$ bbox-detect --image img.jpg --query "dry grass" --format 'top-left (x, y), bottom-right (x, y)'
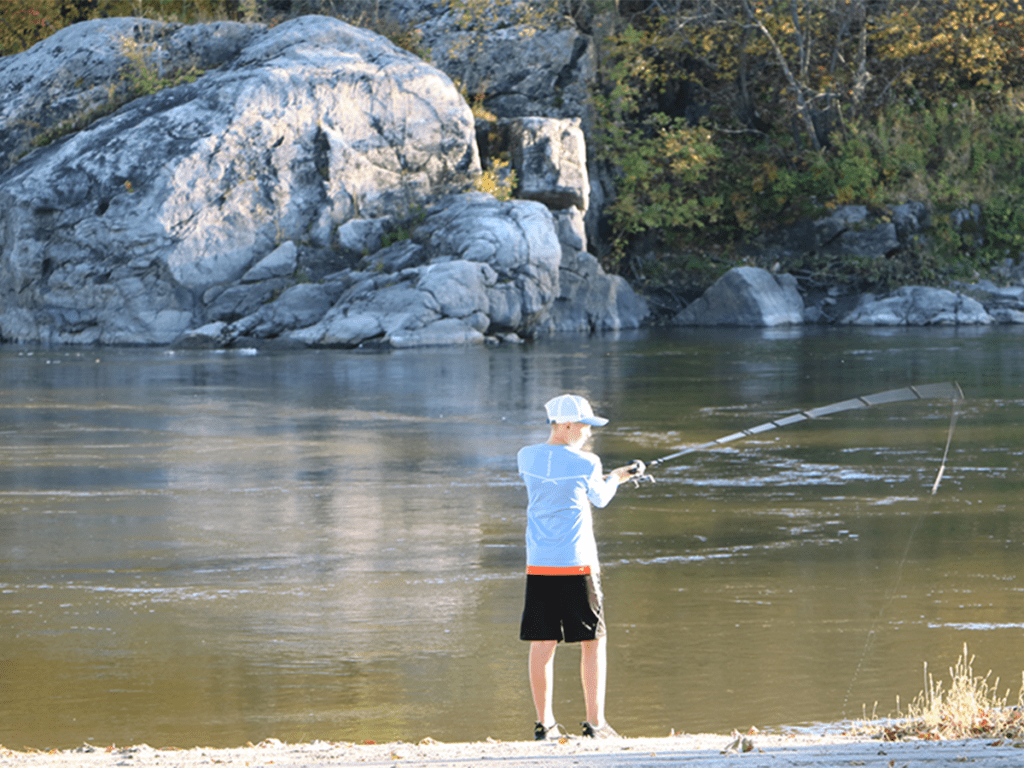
top-left (859, 644), bottom-right (1024, 742)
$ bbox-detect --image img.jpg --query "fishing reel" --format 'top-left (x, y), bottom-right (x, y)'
top-left (625, 459), bottom-right (654, 487)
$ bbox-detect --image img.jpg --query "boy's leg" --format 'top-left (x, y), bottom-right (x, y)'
top-left (580, 636), bottom-right (607, 727)
top-left (529, 640), bottom-right (559, 726)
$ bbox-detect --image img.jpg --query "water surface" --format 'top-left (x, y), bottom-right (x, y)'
top-left (1, 326), bottom-right (1021, 748)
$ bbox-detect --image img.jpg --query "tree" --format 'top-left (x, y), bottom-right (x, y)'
top-left (1, 0), bottom-right (90, 55)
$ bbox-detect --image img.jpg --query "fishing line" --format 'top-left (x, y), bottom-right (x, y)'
top-left (841, 382), bottom-right (962, 720)
top-left (840, 507), bottom-right (928, 721)
top-left (627, 382), bottom-right (965, 721)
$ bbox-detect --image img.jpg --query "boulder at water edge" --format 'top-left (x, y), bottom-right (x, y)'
top-left (840, 286), bottom-right (994, 326)
top-left (1, 17), bottom-right (650, 348)
top-left (671, 266), bottom-right (804, 326)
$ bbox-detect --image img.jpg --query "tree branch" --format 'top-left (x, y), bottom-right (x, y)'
top-left (741, 0), bottom-right (822, 151)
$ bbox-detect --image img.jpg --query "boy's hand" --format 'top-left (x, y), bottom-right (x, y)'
top-left (610, 460), bottom-right (648, 485)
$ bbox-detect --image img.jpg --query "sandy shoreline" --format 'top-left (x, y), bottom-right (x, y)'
top-left (3, 731), bottom-right (1022, 768)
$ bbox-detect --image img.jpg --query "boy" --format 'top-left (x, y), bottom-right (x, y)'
top-left (516, 394), bottom-right (644, 740)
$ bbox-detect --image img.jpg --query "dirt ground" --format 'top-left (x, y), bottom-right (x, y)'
top-left (3, 731), bottom-right (1023, 768)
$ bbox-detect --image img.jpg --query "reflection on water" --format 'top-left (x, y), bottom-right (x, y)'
top-left (1, 326), bottom-right (1022, 748)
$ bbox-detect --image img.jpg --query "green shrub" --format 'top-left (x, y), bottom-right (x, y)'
top-left (598, 113), bottom-right (723, 262)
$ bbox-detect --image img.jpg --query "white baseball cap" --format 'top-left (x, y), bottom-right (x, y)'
top-left (544, 394), bottom-right (609, 426)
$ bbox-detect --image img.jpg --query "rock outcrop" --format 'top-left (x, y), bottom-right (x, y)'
top-left (410, 4), bottom-right (596, 125)
top-left (723, 203), bottom-right (1024, 327)
top-left (672, 262), bottom-right (1022, 329)
top-left (671, 266), bottom-right (804, 327)
top-left (288, 193), bottom-right (561, 348)
top-left (959, 279), bottom-right (1024, 324)
top-left (0, 16), bottom-right (480, 344)
top-left (841, 287), bottom-right (994, 326)
top-left (0, 15), bottom-right (651, 348)
top-left (509, 117), bottom-right (589, 212)
top-left (179, 190), bottom-right (649, 349)
top-left (549, 246), bottom-right (650, 333)
top-left (8, 9), bottom-right (1017, 343)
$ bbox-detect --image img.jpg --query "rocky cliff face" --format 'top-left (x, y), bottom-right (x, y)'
top-left (7, 7), bottom-right (1013, 345)
top-left (0, 16), bottom-right (477, 344)
top-left (0, 15), bottom-right (649, 347)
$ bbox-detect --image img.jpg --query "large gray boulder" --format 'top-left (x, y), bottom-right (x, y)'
top-left (2, 14), bottom-right (653, 349)
top-left (0, 16), bottom-right (478, 345)
top-left (672, 266), bottom-right (804, 326)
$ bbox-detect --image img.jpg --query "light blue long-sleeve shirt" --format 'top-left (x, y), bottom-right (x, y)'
top-left (517, 443), bottom-right (620, 569)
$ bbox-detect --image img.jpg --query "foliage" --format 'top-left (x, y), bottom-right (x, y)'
top-left (873, 0), bottom-right (1024, 95)
top-left (0, 0), bottom-right (90, 56)
top-left (89, 0), bottom-right (236, 21)
top-left (597, 111), bottom-right (723, 261)
top-left (473, 157), bottom-right (517, 202)
top-left (590, 1), bottom-right (875, 273)
top-left (592, 0), bottom-right (1024, 293)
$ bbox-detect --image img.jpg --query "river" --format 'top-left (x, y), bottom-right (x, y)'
top-left (1, 325), bottom-right (1022, 749)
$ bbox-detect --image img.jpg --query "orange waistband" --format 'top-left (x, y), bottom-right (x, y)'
top-left (526, 565), bottom-right (592, 576)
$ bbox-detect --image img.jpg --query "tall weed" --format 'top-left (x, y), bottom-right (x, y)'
top-left (864, 644), bottom-right (1024, 742)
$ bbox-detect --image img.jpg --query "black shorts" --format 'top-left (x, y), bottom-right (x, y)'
top-left (519, 573), bottom-right (606, 643)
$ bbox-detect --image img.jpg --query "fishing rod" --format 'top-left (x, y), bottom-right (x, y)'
top-left (619, 382), bottom-right (964, 722)
top-left (627, 381), bottom-right (964, 492)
